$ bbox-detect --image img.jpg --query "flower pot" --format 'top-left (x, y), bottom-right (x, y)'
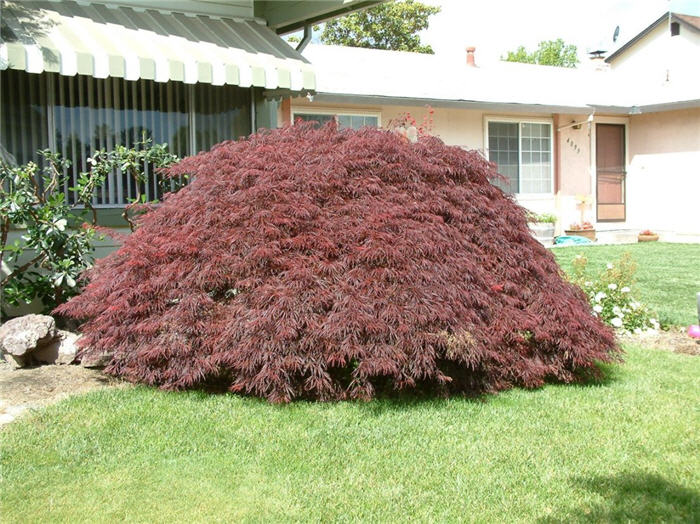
top-left (565, 229), bottom-right (596, 241)
top-left (529, 222), bottom-right (555, 247)
top-left (637, 234), bottom-right (659, 242)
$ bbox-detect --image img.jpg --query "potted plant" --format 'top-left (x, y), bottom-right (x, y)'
top-left (638, 229), bottom-right (659, 242)
top-left (527, 212), bottom-right (556, 246)
top-left (565, 221), bottom-right (596, 241)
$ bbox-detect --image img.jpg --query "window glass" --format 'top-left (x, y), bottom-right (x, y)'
top-left (53, 75), bottom-right (190, 205)
top-left (520, 123), bottom-right (551, 193)
top-left (487, 121), bottom-right (551, 194)
top-left (2, 70), bottom-right (253, 207)
top-left (488, 121), bottom-right (519, 193)
top-left (294, 113), bottom-right (335, 127)
top-left (193, 83), bottom-right (251, 153)
top-left (1, 70), bottom-right (49, 166)
top-left (294, 113), bottom-right (379, 130)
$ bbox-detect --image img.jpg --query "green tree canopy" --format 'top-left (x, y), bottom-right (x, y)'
top-left (503, 38), bottom-right (579, 68)
top-left (320, 0), bottom-right (440, 54)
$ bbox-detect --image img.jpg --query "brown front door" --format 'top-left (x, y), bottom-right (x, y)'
top-left (596, 124), bottom-right (626, 221)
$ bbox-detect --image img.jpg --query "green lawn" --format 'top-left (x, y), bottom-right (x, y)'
top-left (554, 242), bottom-right (700, 327)
top-left (1, 346), bottom-right (699, 523)
top-left (2, 242), bottom-right (699, 522)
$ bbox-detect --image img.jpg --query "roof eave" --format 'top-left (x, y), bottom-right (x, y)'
top-left (606, 11), bottom-right (669, 63)
top-left (300, 93), bottom-right (593, 115)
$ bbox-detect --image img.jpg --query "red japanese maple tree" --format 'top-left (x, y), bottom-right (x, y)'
top-left (56, 124), bottom-right (618, 402)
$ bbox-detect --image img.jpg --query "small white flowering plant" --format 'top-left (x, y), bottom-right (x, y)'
top-left (570, 253), bottom-right (660, 334)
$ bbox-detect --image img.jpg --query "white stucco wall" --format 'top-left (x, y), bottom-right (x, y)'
top-left (609, 19), bottom-right (700, 85)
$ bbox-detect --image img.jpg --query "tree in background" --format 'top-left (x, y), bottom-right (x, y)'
top-left (503, 38), bottom-right (579, 67)
top-left (320, 0), bottom-right (440, 54)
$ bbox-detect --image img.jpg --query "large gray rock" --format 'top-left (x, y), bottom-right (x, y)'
top-left (33, 330), bottom-right (81, 365)
top-left (80, 350), bottom-right (113, 368)
top-left (0, 315), bottom-right (57, 367)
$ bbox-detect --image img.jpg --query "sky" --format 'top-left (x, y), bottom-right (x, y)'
top-left (418, 0), bottom-right (700, 64)
top-left (299, 0), bottom-right (700, 65)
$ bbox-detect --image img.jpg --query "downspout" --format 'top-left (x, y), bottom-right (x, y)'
top-left (296, 24), bottom-right (312, 53)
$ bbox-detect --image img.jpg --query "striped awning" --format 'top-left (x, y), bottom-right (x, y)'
top-left (0, 0), bottom-right (316, 91)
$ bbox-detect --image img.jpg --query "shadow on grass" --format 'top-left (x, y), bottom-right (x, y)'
top-left (540, 472), bottom-right (700, 523)
top-left (567, 360), bottom-right (624, 389)
top-left (149, 357), bottom-right (623, 411)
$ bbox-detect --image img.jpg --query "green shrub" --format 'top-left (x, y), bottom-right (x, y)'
top-left (527, 212), bottom-right (557, 224)
top-left (569, 252), bottom-right (660, 334)
top-left (1, 151), bottom-right (104, 315)
top-left (1, 139), bottom-right (179, 317)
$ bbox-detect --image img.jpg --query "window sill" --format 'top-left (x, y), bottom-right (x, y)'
top-left (514, 193), bottom-right (555, 200)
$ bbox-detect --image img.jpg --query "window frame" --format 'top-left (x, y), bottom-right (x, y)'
top-left (483, 115), bottom-right (554, 196)
top-left (292, 108), bottom-right (382, 129)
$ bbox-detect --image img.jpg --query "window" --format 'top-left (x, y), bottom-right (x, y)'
top-left (1, 70), bottom-right (252, 206)
top-left (487, 120), bottom-right (552, 194)
top-left (670, 22), bottom-right (680, 36)
top-left (293, 111), bottom-right (379, 130)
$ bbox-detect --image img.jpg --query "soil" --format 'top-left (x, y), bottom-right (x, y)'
top-left (0, 360), bottom-right (125, 427)
top-left (617, 328), bottom-right (700, 356)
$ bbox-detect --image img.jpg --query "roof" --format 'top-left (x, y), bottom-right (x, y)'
top-left (300, 44), bottom-right (700, 114)
top-left (675, 13), bottom-right (700, 30)
top-left (606, 11), bottom-right (700, 63)
top-left (0, 0), bottom-right (315, 90)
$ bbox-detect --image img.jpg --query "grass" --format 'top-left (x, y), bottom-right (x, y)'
top-left (553, 242), bottom-right (700, 327)
top-left (1, 346), bottom-right (699, 523)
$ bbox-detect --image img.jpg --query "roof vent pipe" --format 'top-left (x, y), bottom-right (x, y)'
top-left (466, 46), bottom-right (476, 67)
top-left (588, 50), bottom-right (609, 71)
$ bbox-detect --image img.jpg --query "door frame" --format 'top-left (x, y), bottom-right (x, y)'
top-left (590, 116), bottom-right (629, 224)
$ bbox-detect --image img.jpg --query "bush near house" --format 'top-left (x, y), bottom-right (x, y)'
top-left (1, 151), bottom-right (103, 314)
top-left (0, 139), bottom-right (179, 317)
top-left (56, 124), bottom-right (618, 401)
top-left (554, 243), bottom-right (700, 327)
top-left (568, 253), bottom-right (660, 333)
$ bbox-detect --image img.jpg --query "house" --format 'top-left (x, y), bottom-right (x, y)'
top-left (2, 3), bottom-right (698, 244)
top-left (286, 12), bottom-right (700, 241)
top-left (0, 0), bottom-right (380, 242)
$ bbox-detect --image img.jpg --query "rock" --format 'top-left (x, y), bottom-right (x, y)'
top-left (80, 350), bottom-right (113, 368)
top-left (4, 354), bottom-right (27, 369)
top-left (33, 330), bottom-right (81, 365)
top-left (0, 315), bottom-right (57, 365)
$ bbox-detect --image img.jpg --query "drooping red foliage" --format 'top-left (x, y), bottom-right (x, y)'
top-left (56, 124), bottom-right (619, 402)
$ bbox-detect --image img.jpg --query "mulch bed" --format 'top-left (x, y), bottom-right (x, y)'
top-left (618, 328), bottom-right (700, 356)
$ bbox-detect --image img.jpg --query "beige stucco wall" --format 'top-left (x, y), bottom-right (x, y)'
top-left (558, 115), bottom-right (592, 196)
top-left (626, 107), bottom-right (700, 234)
